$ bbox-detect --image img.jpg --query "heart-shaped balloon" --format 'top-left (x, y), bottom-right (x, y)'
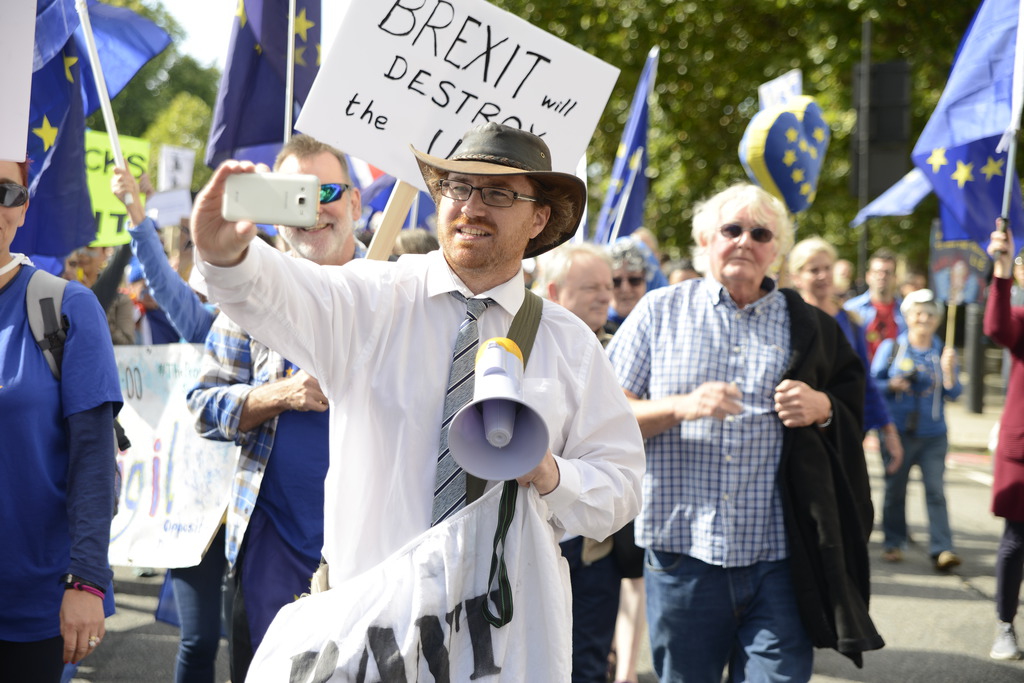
top-left (739, 95), bottom-right (831, 214)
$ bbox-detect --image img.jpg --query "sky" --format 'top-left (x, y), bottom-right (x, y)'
top-left (168, 0), bottom-right (348, 70)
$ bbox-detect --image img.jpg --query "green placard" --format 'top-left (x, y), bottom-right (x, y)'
top-left (85, 129), bottom-right (151, 247)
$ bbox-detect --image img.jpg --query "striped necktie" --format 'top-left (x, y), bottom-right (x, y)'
top-left (431, 292), bottom-right (493, 525)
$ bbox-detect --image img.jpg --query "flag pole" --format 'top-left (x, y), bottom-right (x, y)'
top-left (608, 147), bottom-right (644, 244)
top-left (998, 0), bottom-right (1024, 230)
top-left (284, 0), bottom-right (297, 144)
top-left (74, 0), bottom-right (131, 203)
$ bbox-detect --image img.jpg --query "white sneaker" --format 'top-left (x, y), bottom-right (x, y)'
top-left (990, 622), bottom-right (1023, 660)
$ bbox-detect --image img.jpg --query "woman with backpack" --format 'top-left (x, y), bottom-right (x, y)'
top-left (0, 159), bottom-right (123, 681)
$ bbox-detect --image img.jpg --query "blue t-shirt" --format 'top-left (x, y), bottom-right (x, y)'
top-left (0, 266), bottom-right (123, 640)
top-left (257, 361), bottom-right (330, 565)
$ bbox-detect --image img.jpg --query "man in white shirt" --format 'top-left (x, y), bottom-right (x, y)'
top-left (188, 122), bottom-right (645, 586)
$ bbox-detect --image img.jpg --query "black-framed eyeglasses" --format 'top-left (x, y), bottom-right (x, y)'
top-left (438, 179), bottom-right (538, 208)
top-left (319, 183), bottom-right (351, 204)
top-left (613, 275), bottom-right (645, 288)
top-left (719, 223), bottom-right (774, 243)
top-left (0, 182), bottom-right (28, 208)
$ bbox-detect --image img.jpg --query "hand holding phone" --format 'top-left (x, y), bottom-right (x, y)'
top-left (222, 173), bottom-right (320, 227)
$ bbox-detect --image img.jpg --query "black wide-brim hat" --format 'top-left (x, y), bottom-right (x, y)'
top-left (412, 122), bottom-right (587, 259)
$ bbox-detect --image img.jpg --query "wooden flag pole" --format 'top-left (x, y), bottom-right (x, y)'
top-left (366, 180), bottom-right (418, 261)
top-left (945, 302), bottom-right (957, 349)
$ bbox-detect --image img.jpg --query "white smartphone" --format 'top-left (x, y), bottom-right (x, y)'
top-left (222, 173), bottom-right (319, 227)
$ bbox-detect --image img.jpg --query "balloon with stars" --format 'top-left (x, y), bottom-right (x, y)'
top-left (738, 95), bottom-right (831, 214)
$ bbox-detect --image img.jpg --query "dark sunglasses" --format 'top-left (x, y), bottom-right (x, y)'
top-left (0, 182), bottom-right (29, 208)
top-left (319, 183), bottom-right (352, 204)
top-left (613, 275), bottom-right (645, 288)
top-left (719, 223), bottom-right (774, 243)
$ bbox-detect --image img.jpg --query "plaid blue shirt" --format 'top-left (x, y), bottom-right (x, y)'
top-left (607, 277), bottom-right (791, 567)
top-left (186, 242), bottom-right (365, 566)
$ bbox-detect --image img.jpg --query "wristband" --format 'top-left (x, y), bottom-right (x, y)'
top-left (62, 573), bottom-right (106, 599)
top-left (817, 409), bottom-right (833, 429)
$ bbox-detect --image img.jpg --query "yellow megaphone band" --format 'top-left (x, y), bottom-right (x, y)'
top-left (476, 337), bottom-right (524, 365)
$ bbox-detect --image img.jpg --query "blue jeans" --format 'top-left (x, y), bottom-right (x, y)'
top-left (559, 536), bottom-right (621, 683)
top-left (644, 551), bottom-right (812, 683)
top-left (170, 525), bottom-right (228, 683)
top-left (882, 433), bottom-right (954, 556)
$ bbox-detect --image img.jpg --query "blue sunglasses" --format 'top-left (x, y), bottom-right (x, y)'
top-left (319, 183), bottom-right (352, 204)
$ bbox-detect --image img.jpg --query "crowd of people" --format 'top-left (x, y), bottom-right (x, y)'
top-left (4, 120), bottom-right (1024, 682)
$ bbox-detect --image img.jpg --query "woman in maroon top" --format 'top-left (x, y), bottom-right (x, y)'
top-left (984, 225), bottom-right (1024, 661)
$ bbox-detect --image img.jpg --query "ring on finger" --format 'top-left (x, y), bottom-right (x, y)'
top-left (88, 636), bottom-right (100, 648)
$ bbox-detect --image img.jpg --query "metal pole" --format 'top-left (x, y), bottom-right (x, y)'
top-left (856, 16), bottom-right (872, 285)
top-left (284, 0), bottom-right (296, 144)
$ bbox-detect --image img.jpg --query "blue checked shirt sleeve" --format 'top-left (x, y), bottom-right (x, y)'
top-left (186, 313), bottom-right (258, 444)
top-left (607, 296), bottom-right (654, 398)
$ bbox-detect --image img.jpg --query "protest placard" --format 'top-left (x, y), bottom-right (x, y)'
top-left (109, 344), bottom-right (239, 569)
top-left (158, 144), bottom-right (196, 192)
top-left (85, 128), bottom-right (150, 246)
top-left (930, 220), bottom-right (988, 306)
top-left (0, 0), bottom-right (34, 161)
top-left (298, 0), bottom-right (619, 192)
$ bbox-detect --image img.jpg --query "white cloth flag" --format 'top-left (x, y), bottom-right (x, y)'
top-left (247, 485), bottom-right (572, 682)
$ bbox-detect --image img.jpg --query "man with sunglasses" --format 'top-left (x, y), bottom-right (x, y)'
top-left (607, 183), bottom-right (882, 682)
top-left (186, 134), bottom-right (365, 681)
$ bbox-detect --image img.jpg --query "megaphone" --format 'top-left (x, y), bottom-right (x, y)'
top-left (448, 337), bottom-right (549, 481)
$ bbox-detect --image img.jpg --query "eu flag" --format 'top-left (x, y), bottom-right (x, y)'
top-left (18, 33), bottom-right (93, 257)
top-left (593, 47), bottom-right (658, 244)
top-left (16, 0), bottom-right (170, 257)
top-left (206, 0), bottom-right (322, 166)
top-left (911, 0), bottom-right (1024, 249)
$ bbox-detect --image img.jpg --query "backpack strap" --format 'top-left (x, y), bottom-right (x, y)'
top-left (26, 270), bottom-right (70, 380)
top-left (505, 289), bottom-right (543, 367)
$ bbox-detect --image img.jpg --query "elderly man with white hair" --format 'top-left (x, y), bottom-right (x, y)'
top-left (607, 183), bottom-right (883, 682)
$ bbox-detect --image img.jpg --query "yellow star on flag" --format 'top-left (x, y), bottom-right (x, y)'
top-left (236, 0), bottom-right (247, 28)
top-left (791, 168), bottom-right (805, 183)
top-left (786, 128), bottom-right (799, 143)
top-left (316, 43), bottom-right (322, 66)
top-left (33, 116), bottom-right (59, 151)
top-left (950, 160), bottom-right (974, 188)
top-left (254, 43), bottom-right (263, 56)
top-left (800, 182), bottom-right (812, 196)
top-left (813, 127), bottom-right (826, 143)
top-left (782, 150), bottom-right (797, 167)
top-left (808, 147), bottom-right (818, 160)
top-left (798, 139), bottom-right (808, 152)
top-left (63, 55), bottom-right (78, 82)
top-left (926, 148), bottom-right (948, 174)
top-left (293, 46), bottom-right (306, 67)
top-left (981, 156), bottom-right (1005, 181)
top-left (294, 7), bottom-right (315, 42)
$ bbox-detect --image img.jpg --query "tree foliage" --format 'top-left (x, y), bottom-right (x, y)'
top-left (494, 0), bottom-right (979, 271)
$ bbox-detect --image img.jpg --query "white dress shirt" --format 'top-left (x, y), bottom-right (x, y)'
top-left (198, 241), bottom-right (644, 584)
